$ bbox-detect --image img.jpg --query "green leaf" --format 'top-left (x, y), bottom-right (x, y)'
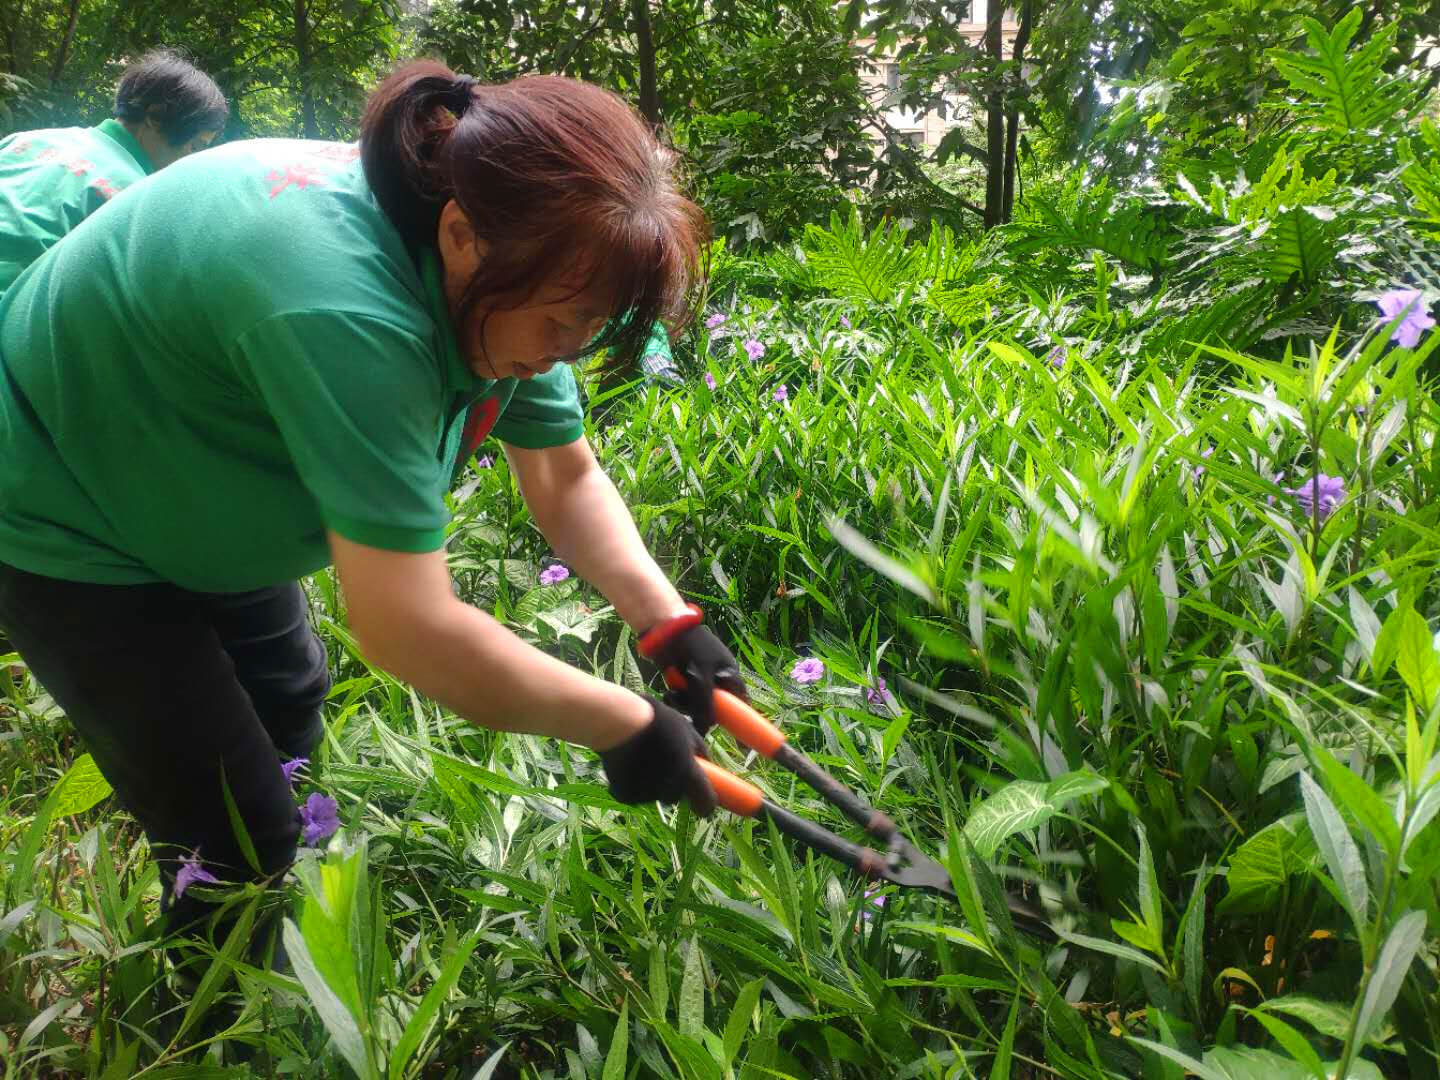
top-left (1243, 1009), bottom-right (1326, 1080)
top-left (1181, 862), bottom-right (1209, 1020)
top-left (1128, 1038), bottom-right (1227, 1080)
top-left (963, 771), bottom-right (1108, 857)
top-left (1299, 772), bottom-right (1368, 928)
top-left (1054, 927), bottom-right (1169, 976)
top-left (471, 1042), bottom-right (511, 1080)
top-left (283, 917), bottom-right (374, 1080)
top-left (826, 515), bottom-right (936, 604)
top-left (678, 936), bottom-right (705, 1040)
top-left (1394, 608), bottom-right (1440, 711)
top-left (49, 754), bottom-right (113, 818)
top-left (1371, 603), bottom-right (1412, 679)
top-left (7, 781), bottom-right (63, 904)
top-left (1310, 744), bottom-right (1400, 857)
top-left (602, 998), bottom-right (629, 1080)
top-left (1136, 824), bottom-right (1164, 943)
top-left (1219, 816), bottom-right (1319, 916)
top-left (389, 930), bottom-right (481, 1079)
top-left (989, 995), bottom-right (1018, 1080)
top-left (722, 977), bottom-right (764, 1066)
top-left (1258, 995), bottom-right (1353, 1042)
top-left (220, 767), bottom-right (264, 877)
top-left (1353, 909), bottom-right (1427, 1048)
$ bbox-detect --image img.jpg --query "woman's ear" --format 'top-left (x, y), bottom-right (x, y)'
top-left (437, 200), bottom-right (489, 313)
top-left (438, 200), bottom-right (487, 270)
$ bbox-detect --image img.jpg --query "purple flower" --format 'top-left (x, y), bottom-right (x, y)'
top-left (864, 677), bottom-right (895, 709)
top-left (861, 887), bottom-right (887, 921)
top-left (840, 315), bottom-right (852, 329)
top-left (1376, 288), bottom-right (1435, 348)
top-left (280, 757), bottom-right (309, 789)
top-left (1046, 345), bottom-right (1066, 369)
top-left (773, 384), bottom-right (789, 403)
top-left (1193, 445), bottom-right (1214, 481)
top-left (705, 312), bottom-right (726, 329)
top-left (744, 339), bottom-right (766, 361)
top-left (790, 657), bottom-right (824, 684)
top-left (539, 563), bottom-right (571, 586)
top-left (299, 792), bottom-right (340, 846)
top-left (174, 854), bottom-right (219, 899)
top-left (703, 372), bottom-right (717, 390)
top-left (476, 454), bottom-right (494, 469)
top-left (1285, 473), bottom-right (1345, 519)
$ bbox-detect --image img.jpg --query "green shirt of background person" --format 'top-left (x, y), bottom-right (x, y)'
top-left (0, 61), bottom-right (748, 945)
top-left (0, 48), bottom-right (228, 293)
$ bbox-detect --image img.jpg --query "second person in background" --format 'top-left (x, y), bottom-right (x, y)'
top-left (0, 48), bottom-right (228, 292)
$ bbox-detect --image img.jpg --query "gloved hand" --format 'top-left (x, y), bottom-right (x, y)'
top-left (598, 697), bottom-right (716, 815)
top-left (637, 604), bottom-right (747, 737)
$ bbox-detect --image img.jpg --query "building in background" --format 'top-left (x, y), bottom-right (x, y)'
top-left (856, 1), bottom-right (1019, 151)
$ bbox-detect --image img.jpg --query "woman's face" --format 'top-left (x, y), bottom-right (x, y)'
top-left (133, 119), bottom-right (218, 170)
top-left (437, 201), bottom-right (609, 382)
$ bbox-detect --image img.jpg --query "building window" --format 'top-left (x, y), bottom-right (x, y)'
top-left (883, 63), bottom-right (901, 91)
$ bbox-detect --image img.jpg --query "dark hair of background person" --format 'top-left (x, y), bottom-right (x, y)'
top-left (114, 48), bottom-right (229, 146)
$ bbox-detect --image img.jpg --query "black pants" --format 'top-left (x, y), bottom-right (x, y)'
top-left (0, 563), bottom-right (331, 930)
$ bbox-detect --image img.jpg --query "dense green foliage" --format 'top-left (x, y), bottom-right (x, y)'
top-left (3, 2), bottom-right (1440, 1078)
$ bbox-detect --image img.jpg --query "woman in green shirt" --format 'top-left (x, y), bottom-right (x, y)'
top-left (0, 61), bottom-right (743, 954)
top-left (0, 48), bottom-right (227, 292)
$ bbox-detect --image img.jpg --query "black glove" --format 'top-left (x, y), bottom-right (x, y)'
top-left (637, 604), bottom-right (747, 737)
top-left (598, 698), bottom-right (716, 816)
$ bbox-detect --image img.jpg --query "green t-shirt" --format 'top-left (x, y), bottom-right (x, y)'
top-left (0, 138), bottom-right (584, 592)
top-left (0, 118), bottom-right (155, 293)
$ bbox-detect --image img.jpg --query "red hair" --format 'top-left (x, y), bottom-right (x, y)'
top-left (361, 61), bottom-right (707, 368)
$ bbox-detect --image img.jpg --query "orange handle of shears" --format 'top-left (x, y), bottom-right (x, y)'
top-left (696, 758), bottom-right (764, 817)
top-left (664, 667), bottom-right (787, 757)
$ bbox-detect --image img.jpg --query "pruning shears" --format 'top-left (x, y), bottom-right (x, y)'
top-left (667, 669), bottom-right (1053, 937)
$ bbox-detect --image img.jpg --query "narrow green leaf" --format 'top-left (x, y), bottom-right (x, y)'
top-left (1244, 1009), bottom-right (1327, 1080)
top-left (470, 1042), bottom-right (511, 1080)
top-left (1054, 928), bottom-right (1169, 976)
top-left (389, 930), bottom-right (481, 1079)
top-left (1181, 861), bottom-right (1209, 1020)
top-left (989, 995), bottom-right (1019, 1080)
top-left (723, 977), bottom-right (765, 1066)
top-left (1354, 909), bottom-right (1427, 1047)
top-left (1127, 1037), bottom-right (1228, 1080)
top-left (1310, 744), bottom-right (1400, 857)
top-left (220, 768), bottom-right (264, 877)
top-left (678, 936), bottom-right (705, 1040)
top-left (602, 999), bottom-right (629, 1080)
top-left (1136, 824), bottom-right (1164, 942)
top-left (1299, 772), bottom-right (1368, 928)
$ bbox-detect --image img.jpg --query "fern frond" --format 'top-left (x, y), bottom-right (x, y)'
top-left (801, 211), bottom-right (920, 303)
top-left (1269, 10), bottom-right (1412, 136)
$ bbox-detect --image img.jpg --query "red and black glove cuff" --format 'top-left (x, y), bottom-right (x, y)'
top-left (636, 604), bottom-right (747, 737)
top-left (638, 603), bottom-right (705, 660)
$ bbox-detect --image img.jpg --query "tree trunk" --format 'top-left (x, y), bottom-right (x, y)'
top-left (983, 2), bottom-right (1005, 229)
top-left (294, 0), bottom-right (319, 138)
top-left (4, 0), bottom-right (26, 77)
top-left (631, 0), bottom-right (661, 129)
top-left (50, 0), bottom-right (81, 88)
top-left (1001, 0), bottom-right (1034, 223)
